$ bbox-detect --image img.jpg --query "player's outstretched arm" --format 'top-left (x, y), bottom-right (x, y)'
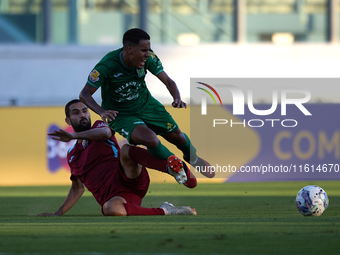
top-left (37, 178), bottom-right (84, 216)
top-left (156, 71), bottom-right (187, 109)
top-left (48, 126), bottom-right (112, 142)
top-left (79, 83), bottom-right (118, 123)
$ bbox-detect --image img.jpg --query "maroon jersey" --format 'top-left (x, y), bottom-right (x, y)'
top-left (67, 120), bottom-right (120, 205)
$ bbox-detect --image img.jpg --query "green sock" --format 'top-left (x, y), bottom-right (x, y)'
top-left (147, 140), bottom-right (173, 160)
top-left (176, 133), bottom-right (197, 162)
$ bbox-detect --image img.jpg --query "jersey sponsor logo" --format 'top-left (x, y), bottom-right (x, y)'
top-left (115, 81), bottom-right (142, 102)
top-left (136, 68), bottom-right (145, 78)
top-left (113, 73), bottom-right (123, 78)
top-left (47, 124), bottom-right (74, 173)
top-left (115, 81), bottom-right (141, 93)
top-left (89, 69), bottom-right (100, 82)
top-left (117, 93), bottom-right (139, 102)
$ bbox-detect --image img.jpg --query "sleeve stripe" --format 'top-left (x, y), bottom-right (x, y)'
top-left (155, 70), bottom-right (164, 76)
top-left (87, 80), bottom-right (101, 88)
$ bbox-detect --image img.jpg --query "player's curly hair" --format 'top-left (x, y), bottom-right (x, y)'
top-left (123, 28), bottom-right (150, 47)
top-left (65, 99), bottom-right (82, 117)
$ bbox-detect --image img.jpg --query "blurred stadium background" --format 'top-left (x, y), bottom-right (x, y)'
top-left (1, 0), bottom-right (340, 186)
top-left (1, 0), bottom-right (340, 106)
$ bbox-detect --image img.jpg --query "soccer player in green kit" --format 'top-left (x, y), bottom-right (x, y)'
top-left (79, 28), bottom-right (214, 178)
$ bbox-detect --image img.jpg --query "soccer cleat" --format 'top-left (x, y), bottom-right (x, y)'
top-left (167, 155), bottom-right (187, 184)
top-left (184, 156), bottom-right (215, 178)
top-left (182, 162), bottom-right (197, 188)
top-left (159, 202), bottom-right (197, 216)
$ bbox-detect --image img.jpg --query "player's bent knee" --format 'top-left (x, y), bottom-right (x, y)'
top-left (164, 130), bottom-right (186, 146)
top-left (102, 198), bottom-right (127, 216)
top-left (120, 144), bottom-right (131, 159)
top-left (146, 136), bottom-right (160, 148)
top-left (103, 204), bottom-right (127, 216)
top-left (178, 132), bottom-right (187, 145)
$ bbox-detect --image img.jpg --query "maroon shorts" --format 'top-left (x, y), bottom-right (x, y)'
top-left (99, 162), bottom-right (150, 214)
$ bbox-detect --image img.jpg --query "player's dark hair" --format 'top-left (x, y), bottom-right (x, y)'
top-left (123, 28), bottom-right (150, 47)
top-left (65, 99), bottom-right (82, 117)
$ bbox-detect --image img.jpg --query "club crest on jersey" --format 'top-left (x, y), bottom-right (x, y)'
top-left (167, 122), bottom-right (174, 130)
top-left (136, 68), bottom-right (145, 78)
top-left (89, 69), bottom-right (100, 82)
top-left (82, 140), bottom-right (89, 149)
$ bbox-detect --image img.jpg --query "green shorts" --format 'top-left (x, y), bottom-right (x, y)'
top-left (109, 98), bottom-right (178, 143)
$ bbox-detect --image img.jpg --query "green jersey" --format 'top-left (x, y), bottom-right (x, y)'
top-left (87, 47), bottom-right (164, 114)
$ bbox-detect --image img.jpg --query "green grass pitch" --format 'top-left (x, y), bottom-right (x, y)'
top-left (0, 181), bottom-right (339, 255)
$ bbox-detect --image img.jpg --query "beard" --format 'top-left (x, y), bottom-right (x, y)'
top-left (71, 117), bottom-right (92, 132)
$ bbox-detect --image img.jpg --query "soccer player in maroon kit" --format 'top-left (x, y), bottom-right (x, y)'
top-left (37, 100), bottom-right (197, 217)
